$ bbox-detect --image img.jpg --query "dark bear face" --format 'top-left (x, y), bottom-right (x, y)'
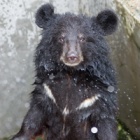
top-left (35, 4), bottom-right (118, 81)
top-left (58, 30), bottom-right (84, 67)
top-left (53, 14), bottom-right (93, 67)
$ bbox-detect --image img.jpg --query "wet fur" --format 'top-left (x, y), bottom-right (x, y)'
top-left (11, 3), bottom-right (118, 140)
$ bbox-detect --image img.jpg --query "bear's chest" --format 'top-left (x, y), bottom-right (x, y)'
top-left (44, 72), bottom-right (100, 114)
top-left (43, 72), bottom-right (101, 139)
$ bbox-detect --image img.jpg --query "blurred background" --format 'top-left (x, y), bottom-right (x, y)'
top-left (0, 0), bottom-right (140, 139)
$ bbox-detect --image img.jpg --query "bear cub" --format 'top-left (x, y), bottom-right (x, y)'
top-left (11, 3), bottom-right (118, 140)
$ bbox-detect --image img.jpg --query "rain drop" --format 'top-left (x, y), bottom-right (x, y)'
top-left (107, 86), bottom-right (114, 93)
top-left (24, 103), bottom-right (30, 108)
top-left (79, 89), bottom-right (81, 92)
top-left (91, 127), bottom-right (98, 133)
top-left (49, 73), bottom-right (55, 80)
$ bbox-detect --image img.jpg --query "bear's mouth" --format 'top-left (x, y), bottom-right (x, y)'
top-left (60, 54), bottom-right (83, 67)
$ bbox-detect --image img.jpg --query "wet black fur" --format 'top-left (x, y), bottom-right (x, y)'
top-left (11, 3), bottom-right (118, 140)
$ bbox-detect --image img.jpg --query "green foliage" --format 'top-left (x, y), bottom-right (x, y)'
top-left (118, 120), bottom-right (138, 140)
top-left (35, 137), bottom-right (43, 140)
top-left (118, 123), bottom-right (133, 140)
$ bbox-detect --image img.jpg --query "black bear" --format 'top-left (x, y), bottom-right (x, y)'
top-left (11, 3), bottom-right (118, 140)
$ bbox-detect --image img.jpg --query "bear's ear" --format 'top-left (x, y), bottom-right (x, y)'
top-left (96, 10), bottom-right (118, 35)
top-left (35, 4), bottom-right (54, 28)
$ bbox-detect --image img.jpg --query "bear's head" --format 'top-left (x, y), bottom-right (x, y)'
top-left (35, 4), bottom-right (118, 85)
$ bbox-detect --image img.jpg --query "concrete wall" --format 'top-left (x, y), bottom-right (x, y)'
top-left (0, 0), bottom-right (140, 139)
top-left (115, 0), bottom-right (140, 138)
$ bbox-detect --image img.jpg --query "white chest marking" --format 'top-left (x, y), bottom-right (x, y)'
top-left (76, 94), bottom-right (100, 110)
top-left (63, 107), bottom-right (69, 116)
top-left (43, 84), bottom-right (56, 104)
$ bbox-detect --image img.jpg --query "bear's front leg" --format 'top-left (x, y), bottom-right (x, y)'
top-left (10, 84), bottom-right (55, 140)
top-left (97, 118), bottom-right (117, 140)
top-left (10, 104), bottom-right (47, 140)
top-left (89, 97), bottom-right (118, 140)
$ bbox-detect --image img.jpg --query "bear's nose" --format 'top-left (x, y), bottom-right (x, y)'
top-left (67, 53), bottom-right (78, 62)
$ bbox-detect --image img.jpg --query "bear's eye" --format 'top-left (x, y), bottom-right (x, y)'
top-left (58, 36), bottom-right (65, 43)
top-left (79, 36), bottom-right (86, 43)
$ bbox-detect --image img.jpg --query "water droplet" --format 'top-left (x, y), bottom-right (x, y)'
top-left (107, 86), bottom-right (114, 93)
top-left (49, 73), bottom-right (55, 80)
top-left (91, 127), bottom-right (98, 133)
top-left (24, 103), bottom-right (30, 108)
top-left (7, 52), bottom-right (13, 57)
top-left (79, 89), bottom-right (81, 92)
top-left (16, 77), bottom-right (20, 82)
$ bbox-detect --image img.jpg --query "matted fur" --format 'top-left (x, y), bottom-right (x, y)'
top-left (11, 3), bottom-right (118, 140)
